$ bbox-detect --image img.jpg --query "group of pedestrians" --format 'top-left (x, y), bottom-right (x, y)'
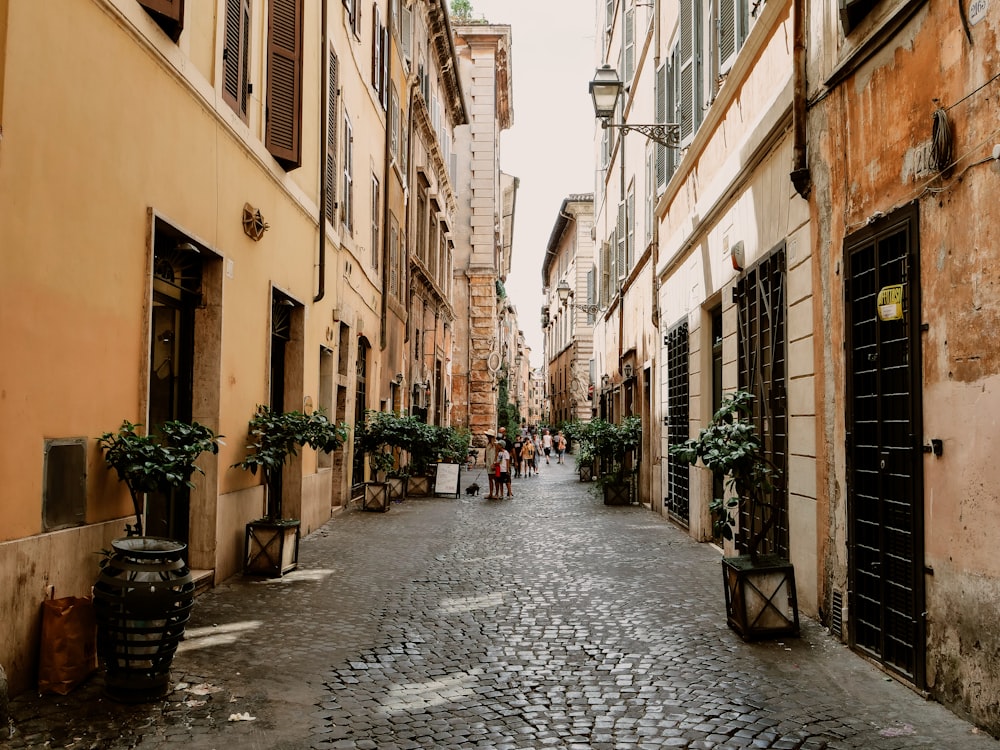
top-left (481, 424), bottom-right (568, 500)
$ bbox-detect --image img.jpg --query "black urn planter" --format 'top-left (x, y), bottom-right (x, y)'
top-left (93, 537), bottom-right (194, 702)
top-left (722, 553), bottom-right (800, 640)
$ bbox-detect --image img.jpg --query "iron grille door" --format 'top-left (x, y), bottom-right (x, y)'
top-left (736, 245), bottom-right (788, 558)
top-left (665, 321), bottom-right (690, 525)
top-left (845, 205), bottom-right (925, 687)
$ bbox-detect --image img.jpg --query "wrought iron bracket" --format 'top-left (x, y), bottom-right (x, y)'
top-left (602, 120), bottom-right (681, 148)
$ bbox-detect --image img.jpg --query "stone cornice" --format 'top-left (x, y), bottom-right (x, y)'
top-left (428, 0), bottom-right (469, 126)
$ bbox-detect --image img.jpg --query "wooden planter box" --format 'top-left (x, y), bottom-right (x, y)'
top-left (362, 482), bottom-right (391, 512)
top-left (406, 475), bottom-right (432, 497)
top-left (602, 480), bottom-right (631, 505)
top-left (722, 554), bottom-right (800, 640)
top-left (579, 464), bottom-right (594, 482)
top-left (244, 519), bottom-right (300, 577)
top-left (386, 476), bottom-right (407, 503)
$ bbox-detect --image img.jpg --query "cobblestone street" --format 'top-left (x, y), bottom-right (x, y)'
top-left (5, 461), bottom-right (998, 749)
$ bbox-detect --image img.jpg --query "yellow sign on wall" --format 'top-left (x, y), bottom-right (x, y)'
top-left (877, 284), bottom-right (904, 321)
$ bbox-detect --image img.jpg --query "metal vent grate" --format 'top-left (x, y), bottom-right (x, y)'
top-left (831, 590), bottom-right (844, 639)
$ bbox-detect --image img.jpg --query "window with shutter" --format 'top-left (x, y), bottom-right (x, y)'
top-left (343, 112), bottom-right (354, 232)
top-left (840, 0), bottom-right (881, 33)
top-left (626, 188), bottom-right (635, 272)
top-left (654, 61), bottom-right (666, 190)
top-left (325, 49), bottom-right (339, 225)
top-left (372, 5), bottom-right (381, 92)
top-left (371, 175), bottom-right (380, 271)
top-left (624, 3), bottom-right (635, 83)
top-left (645, 148), bottom-right (654, 246)
top-left (605, 0), bottom-right (615, 34)
top-left (381, 24), bottom-right (389, 110)
top-left (138, 0), bottom-right (185, 41)
top-left (400, 3), bottom-right (412, 65)
top-left (587, 267), bottom-right (596, 324)
top-left (616, 201), bottom-right (626, 282)
top-left (601, 240), bottom-right (612, 306)
top-left (719, 0), bottom-right (751, 75)
top-left (678, 0), bottom-right (702, 144)
top-left (222, 0), bottom-right (251, 122)
top-left (390, 84), bottom-right (399, 160)
top-left (266, 0), bottom-right (303, 170)
top-left (389, 214), bottom-right (399, 297)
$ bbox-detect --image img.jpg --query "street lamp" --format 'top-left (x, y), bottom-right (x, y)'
top-left (589, 64), bottom-right (680, 148)
top-left (557, 279), bottom-right (604, 316)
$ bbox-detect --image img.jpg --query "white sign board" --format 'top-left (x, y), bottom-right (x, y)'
top-left (434, 463), bottom-right (461, 498)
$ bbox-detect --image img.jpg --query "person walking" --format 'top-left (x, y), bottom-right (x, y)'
top-left (556, 431), bottom-right (567, 464)
top-left (497, 439), bottom-right (513, 498)
top-left (521, 436), bottom-right (535, 477)
top-left (532, 432), bottom-right (543, 473)
top-left (483, 430), bottom-right (499, 499)
top-left (542, 428), bottom-right (553, 465)
top-left (511, 434), bottom-right (523, 478)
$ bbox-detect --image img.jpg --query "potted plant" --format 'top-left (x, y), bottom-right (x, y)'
top-left (233, 405), bottom-right (348, 575)
top-left (95, 419), bottom-right (222, 701)
top-left (585, 416), bottom-right (641, 505)
top-left (563, 420), bottom-right (596, 481)
top-left (98, 419), bottom-right (223, 538)
top-left (405, 421), bottom-right (440, 497)
top-left (353, 410), bottom-right (411, 511)
top-left (669, 390), bottom-right (799, 640)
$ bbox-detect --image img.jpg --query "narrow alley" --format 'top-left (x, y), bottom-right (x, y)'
top-left (5, 463), bottom-right (997, 750)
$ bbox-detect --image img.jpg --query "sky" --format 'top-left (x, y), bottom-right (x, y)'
top-left (466, 0), bottom-right (597, 368)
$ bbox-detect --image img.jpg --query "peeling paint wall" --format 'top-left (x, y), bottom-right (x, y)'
top-left (810, 0), bottom-right (1000, 733)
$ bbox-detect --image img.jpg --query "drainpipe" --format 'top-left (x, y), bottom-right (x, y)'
top-left (315, 0), bottom-right (329, 303)
top-left (790, 0), bottom-right (812, 199)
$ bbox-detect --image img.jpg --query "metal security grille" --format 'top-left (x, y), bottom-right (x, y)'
top-left (665, 321), bottom-right (690, 526)
top-left (736, 245), bottom-right (788, 558)
top-left (845, 205), bottom-right (924, 687)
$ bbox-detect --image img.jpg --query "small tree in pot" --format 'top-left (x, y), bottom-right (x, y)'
top-left (582, 416), bottom-right (641, 504)
top-left (234, 405), bottom-right (348, 574)
top-left (98, 419), bottom-right (222, 537)
top-left (669, 390), bottom-right (799, 639)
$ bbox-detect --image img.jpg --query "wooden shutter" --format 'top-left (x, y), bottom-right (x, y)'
top-left (138, 0), bottom-right (185, 41)
top-left (624, 4), bottom-right (635, 83)
top-left (719, 0), bottom-right (738, 73)
top-left (600, 241), bottom-right (611, 306)
top-left (325, 50), bottom-right (339, 225)
top-left (626, 189), bottom-right (635, 271)
top-left (655, 61), bottom-right (667, 190)
top-left (266, 0), bottom-right (303, 169)
top-left (222, 0), bottom-right (250, 122)
top-left (679, 0), bottom-right (701, 143)
top-left (401, 3), bottom-right (412, 65)
top-left (381, 24), bottom-right (389, 110)
top-left (616, 201), bottom-right (626, 281)
top-left (372, 5), bottom-right (381, 92)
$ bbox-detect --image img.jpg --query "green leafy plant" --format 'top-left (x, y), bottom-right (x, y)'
top-left (568, 416), bottom-right (641, 487)
top-left (668, 390), bottom-right (782, 562)
top-left (233, 405), bottom-right (349, 519)
top-left (434, 425), bottom-right (472, 465)
top-left (354, 410), bottom-right (419, 478)
top-left (98, 419), bottom-right (223, 536)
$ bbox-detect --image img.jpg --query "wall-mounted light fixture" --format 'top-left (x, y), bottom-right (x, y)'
top-left (393, 373), bottom-right (404, 385)
top-left (243, 203), bottom-right (270, 241)
top-left (557, 279), bottom-right (604, 315)
top-left (589, 65), bottom-right (680, 148)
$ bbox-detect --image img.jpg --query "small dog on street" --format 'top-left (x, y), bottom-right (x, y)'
top-left (465, 482), bottom-right (480, 496)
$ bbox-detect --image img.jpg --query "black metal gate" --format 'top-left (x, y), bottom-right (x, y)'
top-left (665, 321), bottom-right (690, 525)
top-left (845, 204), bottom-right (925, 687)
top-left (736, 245), bottom-right (788, 558)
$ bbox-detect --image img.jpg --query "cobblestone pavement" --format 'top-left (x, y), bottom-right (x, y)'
top-left (5, 460), bottom-right (999, 749)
